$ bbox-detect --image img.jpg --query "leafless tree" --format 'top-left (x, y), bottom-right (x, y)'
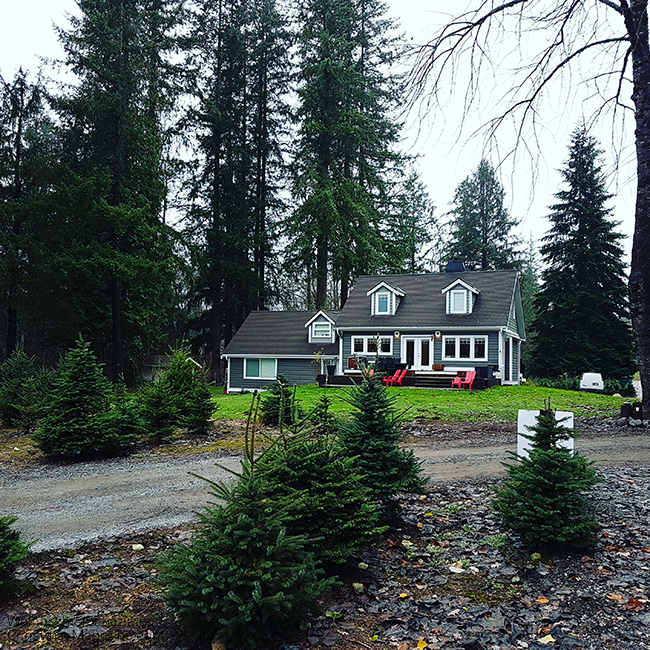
top-left (410, 1), bottom-right (650, 410)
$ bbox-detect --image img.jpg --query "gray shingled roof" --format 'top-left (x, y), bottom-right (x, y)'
top-left (335, 270), bottom-right (519, 330)
top-left (223, 310), bottom-right (340, 356)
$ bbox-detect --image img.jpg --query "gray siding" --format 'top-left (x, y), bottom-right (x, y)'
top-left (229, 357), bottom-right (318, 390)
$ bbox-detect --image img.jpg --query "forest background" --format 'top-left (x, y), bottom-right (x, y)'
top-left (0, 0), bottom-right (639, 386)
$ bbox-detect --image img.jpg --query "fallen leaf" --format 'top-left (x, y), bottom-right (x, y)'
top-left (397, 643), bottom-right (409, 650)
top-left (417, 640), bottom-right (428, 650)
top-left (537, 596), bottom-right (550, 604)
top-left (398, 592), bottom-right (409, 599)
top-left (415, 584), bottom-right (427, 590)
top-left (624, 598), bottom-right (644, 611)
top-left (607, 593), bottom-right (623, 601)
top-left (538, 634), bottom-right (556, 645)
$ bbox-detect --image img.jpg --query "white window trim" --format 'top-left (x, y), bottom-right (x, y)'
top-left (442, 335), bottom-right (488, 361)
top-left (351, 335), bottom-right (393, 356)
top-left (309, 321), bottom-right (333, 343)
top-left (244, 358), bottom-right (278, 380)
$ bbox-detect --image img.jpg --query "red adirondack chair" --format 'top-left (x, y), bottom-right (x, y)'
top-left (382, 369), bottom-right (401, 386)
top-left (386, 368), bottom-right (407, 387)
top-left (459, 370), bottom-right (477, 390)
top-left (451, 374), bottom-right (463, 389)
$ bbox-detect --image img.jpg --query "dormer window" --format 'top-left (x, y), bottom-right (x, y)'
top-left (367, 281), bottom-right (405, 316)
top-left (442, 278), bottom-right (480, 315)
top-left (305, 310), bottom-right (336, 344)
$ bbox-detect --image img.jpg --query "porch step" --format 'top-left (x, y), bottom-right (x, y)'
top-left (413, 376), bottom-right (454, 389)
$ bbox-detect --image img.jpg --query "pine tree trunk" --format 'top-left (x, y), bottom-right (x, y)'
top-left (628, 0), bottom-right (650, 412)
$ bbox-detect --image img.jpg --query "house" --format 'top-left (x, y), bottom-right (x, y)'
top-left (223, 267), bottom-right (525, 392)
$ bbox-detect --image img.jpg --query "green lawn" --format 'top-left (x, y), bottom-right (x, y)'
top-left (211, 383), bottom-right (628, 422)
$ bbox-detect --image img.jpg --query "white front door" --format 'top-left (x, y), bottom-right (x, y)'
top-left (404, 337), bottom-right (432, 370)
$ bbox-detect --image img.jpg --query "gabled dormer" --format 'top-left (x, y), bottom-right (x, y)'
top-left (366, 281), bottom-right (405, 316)
top-left (441, 278), bottom-right (480, 315)
top-left (304, 310), bottom-right (336, 344)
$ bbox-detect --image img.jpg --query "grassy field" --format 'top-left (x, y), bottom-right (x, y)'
top-left (211, 383), bottom-right (630, 422)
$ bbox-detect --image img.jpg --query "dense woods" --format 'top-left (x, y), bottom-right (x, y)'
top-left (0, 0), bottom-right (441, 382)
top-left (0, 0), bottom-right (637, 385)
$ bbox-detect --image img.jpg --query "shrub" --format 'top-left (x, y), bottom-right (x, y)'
top-left (260, 374), bottom-right (299, 427)
top-left (159, 459), bottom-right (332, 648)
top-left (33, 339), bottom-right (134, 458)
top-left (0, 516), bottom-right (30, 593)
top-left (338, 373), bottom-right (425, 511)
top-left (493, 405), bottom-right (600, 549)
top-left (0, 349), bottom-right (48, 431)
top-left (256, 427), bottom-right (384, 563)
top-left (141, 349), bottom-right (213, 437)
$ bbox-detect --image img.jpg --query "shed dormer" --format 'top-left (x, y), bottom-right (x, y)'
top-left (441, 278), bottom-right (480, 315)
top-left (366, 281), bottom-right (405, 316)
top-left (304, 310), bottom-right (336, 343)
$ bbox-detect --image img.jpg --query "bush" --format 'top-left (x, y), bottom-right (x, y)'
top-left (529, 375), bottom-right (636, 396)
top-left (260, 375), bottom-right (299, 427)
top-left (159, 460), bottom-right (332, 648)
top-left (0, 349), bottom-right (48, 431)
top-left (493, 406), bottom-right (600, 549)
top-left (338, 373), bottom-right (425, 511)
top-left (256, 427), bottom-right (384, 563)
top-left (0, 516), bottom-right (30, 593)
top-left (33, 339), bottom-right (134, 458)
top-left (140, 349), bottom-right (213, 437)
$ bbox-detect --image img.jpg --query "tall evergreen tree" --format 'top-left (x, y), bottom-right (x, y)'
top-left (54, 0), bottom-right (182, 383)
top-left (0, 70), bottom-right (58, 360)
top-left (184, 0), bottom-right (290, 382)
top-left (446, 159), bottom-right (520, 270)
top-left (288, 0), bottom-right (404, 308)
top-left (530, 125), bottom-right (635, 379)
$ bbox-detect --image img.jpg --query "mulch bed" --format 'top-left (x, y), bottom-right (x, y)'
top-left (1, 465), bottom-right (649, 650)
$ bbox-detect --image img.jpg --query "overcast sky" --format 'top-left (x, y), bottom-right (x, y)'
top-left (0, 0), bottom-right (638, 262)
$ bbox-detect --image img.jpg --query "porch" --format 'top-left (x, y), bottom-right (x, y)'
top-left (325, 368), bottom-right (501, 390)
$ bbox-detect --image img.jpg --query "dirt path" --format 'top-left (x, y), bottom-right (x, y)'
top-left (2, 427), bottom-right (648, 552)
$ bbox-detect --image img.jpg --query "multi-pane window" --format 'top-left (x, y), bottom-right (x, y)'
top-left (244, 358), bottom-right (277, 380)
top-left (372, 291), bottom-right (395, 315)
top-left (351, 336), bottom-right (392, 355)
top-left (442, 336), bottom-right (488, 361)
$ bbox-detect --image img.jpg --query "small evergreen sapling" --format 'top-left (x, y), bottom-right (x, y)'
top-left (0, 349), bottom-right (48, 431)
top-left (493, 405), bottom-right (600, 548)
top-left (140, 348), bottom-right (213, 437)
top-left (338, 373), bottom-right (425, 509)
top-left (260, 374), bottom-right (299, 426)
top-left (34, 339), bottom-right (134, 458)
top-left (256, 424), bottom-right (385, 564)
top-left (159, 415), bottom-right (332, 648)
top-left (0, 516), bottom-right (31, 593)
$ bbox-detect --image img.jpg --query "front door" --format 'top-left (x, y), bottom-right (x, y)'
top-left (404, 337), bottom-right (432, 370)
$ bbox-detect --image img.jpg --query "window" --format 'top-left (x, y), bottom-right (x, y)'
top-left (351, 336), bottom-right (393, 356)
top-left (311, 322), bottom-right (332, 339)
top-left (244, 358), bottom-right (277, 380)
top-left (371, 290), bottom-right (397, 315)
top-left (376, 292), bottom-right (390, 314)
top-left (442, 336), bottom-right (488, 361)
top-left (450, 289), bottom-right (467, 314)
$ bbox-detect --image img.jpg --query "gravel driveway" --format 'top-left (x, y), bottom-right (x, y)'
top-left (2, 420), bottom-right (649, 552)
